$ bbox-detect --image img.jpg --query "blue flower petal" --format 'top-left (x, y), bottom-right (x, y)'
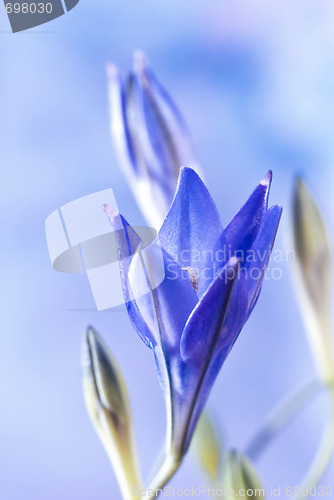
top-left (140, 54), bottom-right (198, 169)
top-left (107, 64), bottom-right (138, 175)
top-left (180, 257), bottom-right (241, 361)
top-left (171, 258), bottom-right (246, 455)
top-left (215, 205), bottom-right (282, 354)
top-left (127, 53), bottom-right (181, 200)
top-left (104, 205), bottom-right (157, 347)
top-left (243, 204), bottom-right (283, 317)
top-left (105, 205), bottom-right (198, 351)
top-left (158, 167), bottom-right (225, 297)
top-left (179, 340), bottom-right (234, 453)
top-left (133, 249), bottom-right (198, 353)
top-left (174, 205), bottom-right (282, 454)
top-left (130, 52), bottom-right (198, 194)
top-left (224, 171), bottom-right (273, 259)
top-left (175, 268), bottom-right (251, 453)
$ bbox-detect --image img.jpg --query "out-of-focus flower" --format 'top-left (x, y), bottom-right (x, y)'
top-left (105, 167), bottom-right (282, 462)
top-left (191, 412), bottom-right (222, 483)
top-left (222, 451), bottom-right (264, 499)
top-left (293, 178), bottom-right (334, 383)
top-left (82, 326), bottom-right (142, 500)
top-left (107, 51), bottom-right (201, 229)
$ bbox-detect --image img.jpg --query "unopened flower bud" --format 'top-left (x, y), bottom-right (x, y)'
top-left (222, 451), bottom-right (264, 499)
top-left (293, 178), bottom-right (334, 382)
top-left (191, 412), bottom-right (222, 483)
top-left (82, 326), bottom-right (142, 500)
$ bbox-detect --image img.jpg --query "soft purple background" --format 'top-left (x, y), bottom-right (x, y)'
top-left (1, 0), bottom-right (334, 498)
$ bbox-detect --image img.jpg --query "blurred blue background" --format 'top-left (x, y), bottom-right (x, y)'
top-left (1, 0), bottom-right (334, 498)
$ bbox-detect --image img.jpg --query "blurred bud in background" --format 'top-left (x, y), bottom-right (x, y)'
top-left (190, 412), bottom-right (222, 484)
top-left (292, 178), bottom-right (334, 384)
top-left (107, 50), bottom-right (201, 229)
top-left (82, 326), bottom-right (142, 500)
top-left (222, 451), bottom-right (265, 499)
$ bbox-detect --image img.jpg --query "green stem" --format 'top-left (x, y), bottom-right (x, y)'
top-left (245, 378), bottom-right (322, 460)
top-left (294, 384), bottom-right (334, 500)
top-left (141, 453), bottom-right (182, 500)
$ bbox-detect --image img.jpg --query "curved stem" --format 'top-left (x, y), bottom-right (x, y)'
top-left (245, 378), bottom-right (322, 461)
top-left (141, 453), bottom-right (182, 500)
top-left (294, 384), bottom-right (334, 500)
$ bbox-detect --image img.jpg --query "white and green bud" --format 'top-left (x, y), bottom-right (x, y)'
top-left (222, 451), bottom-right (265, 499)
top-left (293, 178), bottom-right (334, 382)
top-left (82, 326), bottom-right (142, 500)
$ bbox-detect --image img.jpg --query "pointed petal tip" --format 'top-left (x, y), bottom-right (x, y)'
top-left (179, 166), bottom-right (202, 183)
top-left (293, 177), bottom-right (314, 209)
top-left (84, 326), bottom-right (102, 357)
top-left (294, 170), bottom-right (305, 183)
top-left (260, 170), bottom-right (272, 187)
top-left (106, 62), bottom-right (119, 80)
top-left (83, 327), bottom-right (110, 383)
top-left (133, 50), bottom-right (148, 74)
top-left (104, 205), bottom-right (124, 232)
top-left (174, 167), bottom-right (206, 202)
top-left (103, 204), bottom-right (120, 219)
top-left (229, 255), bottom-right (241, 266)
top-left (274, 205), bottom-right (283, 228)
top-left (86, 325), bottom-right (98, 345)
top-left (294, 175), bottom-right (306, 194)
top-left (225, 256), bottom-right (242, 282)
top-left (82, 326), bottom-right (97, 371)
top-left (226, 256), bottom-right (242, 273)
top-left (267, 204), bottom-right (283, 226)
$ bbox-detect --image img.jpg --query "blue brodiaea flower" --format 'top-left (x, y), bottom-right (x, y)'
top-left (105, 168), bottom-right (282, 460)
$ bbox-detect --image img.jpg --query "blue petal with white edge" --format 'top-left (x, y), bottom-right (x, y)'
top-left (139, 53), bottom-right (198, 171)
top-left (104, 205), bottom-right (156, 347)
top-left (128, 54), bottom-right (178, 199)
top-left (224, 171), bottom-right (273, 259)
top-left (107, 63), bottom-right (137, 174)
top-left (243, 204), bottom-right (283, 317)
top-left (105, 205), bottom-right (198, 349)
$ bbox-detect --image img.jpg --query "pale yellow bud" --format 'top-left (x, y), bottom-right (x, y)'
top-left (293, 179), bottom-right (334, 382)
top-left (191, 412), bottom-right (222, 483)
top-left (82, 327), bottom-right (142, 500)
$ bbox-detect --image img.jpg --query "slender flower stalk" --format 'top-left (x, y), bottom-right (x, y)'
top-left (82, 327), bottom-right (142, 500)
top-left (105, 167), bottom-right (282, 494)
top-left (244, 380), bottom-right (334, 500)
top-left (142, 453), bottom-right (182, 500)
top-left (107, 51), bottom-right (201, 228)
top-left (294, 383), bottom-right (334, 500)
top-left (245, 378), bottom-right (322, 460)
